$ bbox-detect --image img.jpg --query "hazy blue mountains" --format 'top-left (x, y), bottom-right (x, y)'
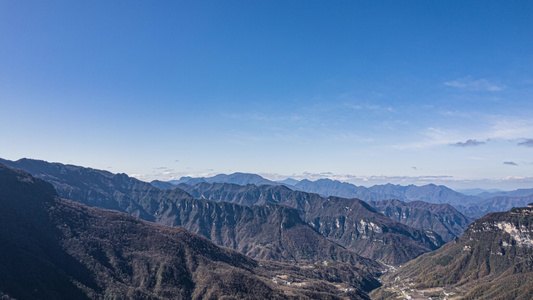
top-left (291, 179), bottom-right (479, 205)
top-left (475, 188), bottom-right (533, 200)
top-left (164, 174), bottom-right (479, 205)
top-left (168, 172), bottom-right (280, 186)
top-left (456, 194), bottom-right (533, 219)
top-left (167, 173), bottom-right (533, 220)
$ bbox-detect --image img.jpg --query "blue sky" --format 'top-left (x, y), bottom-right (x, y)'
top-left (1, 1), bottom-right (532, 190)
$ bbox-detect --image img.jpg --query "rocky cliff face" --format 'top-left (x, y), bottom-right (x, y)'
top-left (181, 182), bottom-right (445, 265)
top-left (151, 197), bottom-right (380, 269)
top-left (379, 205), bottom-right (533, 299)
top-left (302, 196), bottom-right (444, 265)
top-left (368, 199), bottom-right (473, 242)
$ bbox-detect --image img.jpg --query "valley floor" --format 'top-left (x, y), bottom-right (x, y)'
top-left (371, 267), bottom-right (464, 300)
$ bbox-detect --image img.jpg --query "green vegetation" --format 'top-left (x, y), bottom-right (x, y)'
top-left (435, 255), bottom-right (453, 266)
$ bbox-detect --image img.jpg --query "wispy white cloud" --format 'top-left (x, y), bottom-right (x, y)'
top-left (466, 156), bottom-right (489, 161)
top-left (394, 115), bottom-right (533, 150)
top-left (490, 118), bottom-right (533, 140)
top-left (444, 77), bottom-right (506, 92)
top-left (393, 127), bottom-right (462, 150)
top-left (344, 102), bottom-right (394, 112)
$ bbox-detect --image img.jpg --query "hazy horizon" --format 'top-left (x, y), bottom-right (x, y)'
top-left (2, 1), bottom-right (532, 190)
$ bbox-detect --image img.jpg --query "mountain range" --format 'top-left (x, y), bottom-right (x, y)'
top-left (0, 158), bottom-right (381, 269)
top-left (0, 163), bottom-right (386, 299)
top-left (0, 158), bottom-right (444, 265)
top-left (158, 172), bottom-right (533, 219)
top-left (168, 172), bottom-right (280, 187)
top-left (3, 157), bottom-right (533, 299)
top-left (176, 181), bottom-right (444, 264)
top-left (161, 174), bottom-right (479, 205)
top-left (455, 194), bottom-right (533, 219)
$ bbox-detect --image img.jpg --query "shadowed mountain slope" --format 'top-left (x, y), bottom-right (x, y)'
top-left (0, 158), bottom-right (379, 270)
top-left (374, 205), bottom-right (533, 299)
top-left (0, 164), bottom-right (381, 299)
top-left (0, 164), bottom-right (274, 299)
top-left (180, 182), bottom-right (445, 265)
top-left (368, 199), bottom-right (474, 242)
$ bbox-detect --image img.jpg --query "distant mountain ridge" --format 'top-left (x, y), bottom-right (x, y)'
top-left (292, 179), bottom-right (480, 205)
top-left (161, 173), bottom-right (479, 205)
top-left (456, 194), bottom-right (533, 219)
top-left (159, 172), bottom-right (533, 219)
top-left (169, 172), bottom-right (280, 186)
top-left (475, 188), bottom-right (533, 200)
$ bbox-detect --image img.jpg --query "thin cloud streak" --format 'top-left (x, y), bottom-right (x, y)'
top-left (393, 115), bottom-right (533, 150)
top-left (444, 77), bottom-right (506, 92)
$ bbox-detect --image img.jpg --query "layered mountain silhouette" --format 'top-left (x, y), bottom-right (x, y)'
top-left (368, 199), bottom-right (473, 242)
top-left (168, 172), bottom-right (280, 186)
top-left (0, 158), bottom-right (443, 265)
top-left (178, 182), bottom-right (445, 264)
top-left (161, 173), bottom-right (480, 205)
top-left (290, 179), bottom-right (479, 205)
top-left (0, 163), bottom-right (384, 299)
top-left (0, 158), bottom-right (381, 269)
top-left (457, 194), bottom-right (533, 219)
top-left (374, 204), bottom-right (533, 299)
top-left (475, 188), bottom-right (533, 200)
top-left (160, 172), bottom-right (533, 220)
